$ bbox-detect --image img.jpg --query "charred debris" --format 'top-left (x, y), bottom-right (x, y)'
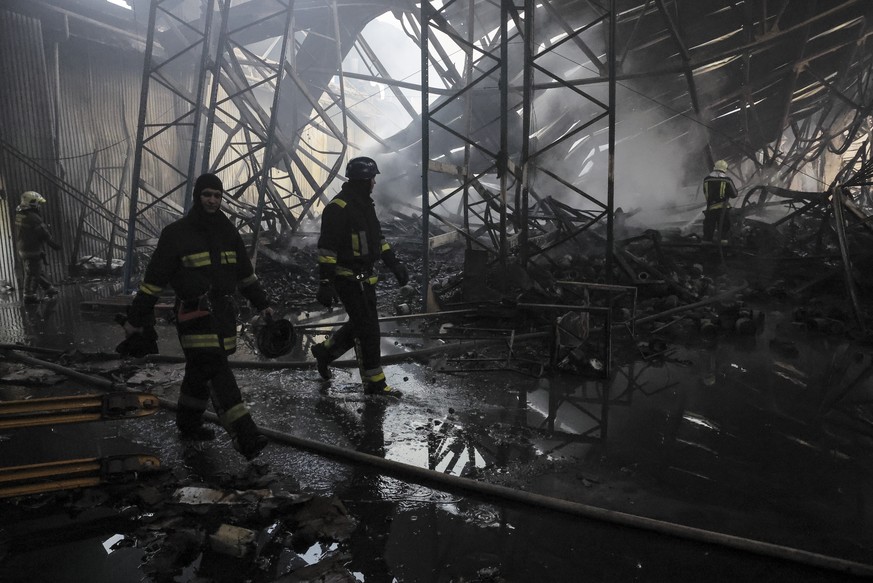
top-left (258, 180), bottom-right (873, 378)
top-left (3, 168), bottom-right (873, 582)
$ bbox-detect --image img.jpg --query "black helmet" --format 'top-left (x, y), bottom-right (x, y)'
top-left (346, 156), bottom-right (380, 180)
top-left (256, 318), bottom-right (296, 358)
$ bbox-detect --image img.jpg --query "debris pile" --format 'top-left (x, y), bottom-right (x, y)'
top-left (1, 464), bottom-right (365, 583)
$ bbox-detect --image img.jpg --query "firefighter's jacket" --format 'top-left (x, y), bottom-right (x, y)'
top-left (127, 205), bottom-right (269, 354)
top-left (317, 181), bottom-right (398, 285)
top-left (703, 171), bottom-right (738, 211)
top-left (15, 205), bottom-right (58, 258)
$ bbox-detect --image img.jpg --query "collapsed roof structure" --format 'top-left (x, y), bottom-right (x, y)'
top-left (2, 0), bottom-right (872, 297)
top-left (4, 2), bottom-right (873, 580)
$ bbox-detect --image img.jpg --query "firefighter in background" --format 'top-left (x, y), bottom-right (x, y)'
top-left (122, 173), bottom-right (272, 460)
top-left (15, 190), bottom-right (62, 304)
top-left (702, 159), bottom-right (739, 243)
top-left (311, 156), bottom-right (409, 397)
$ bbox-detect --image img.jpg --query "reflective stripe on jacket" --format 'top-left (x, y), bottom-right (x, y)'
top-left (703, 171), bottom-right (738, 210)
top-left (15, 206), bottom-right (56, 258)
top-left (317, 181), bottom-right (397, 282)
top-left (127, 207), bottom-right (268, 335)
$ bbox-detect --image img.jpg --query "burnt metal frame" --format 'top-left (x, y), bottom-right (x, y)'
top-left (126, 0), bottom-right (353, 290)
top-left (121, 1), bottom-right (873, 312)
top-left (420, 0), bottom-right (617, 284)
top-left (68, 143), bottom-right (136, 274)
top-left (632, 1), bottom-right (873, 190)
top-left (205, 0), bottom-right (355, 240)
top-left (0, 138), bottom-right (130, 246)
top-left (419, 0), bottom-right (617, 443)
top-left (200, 0), bottom-right (334, 267)
top-left (125, 0), bottom-right (220, 291)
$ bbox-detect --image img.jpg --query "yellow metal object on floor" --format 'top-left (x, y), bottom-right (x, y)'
top-left (0, 455), bottom-right (161, 498)
top-left (0, 392), bottom-right (159, 429)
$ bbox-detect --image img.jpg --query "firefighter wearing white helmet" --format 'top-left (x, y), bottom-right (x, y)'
top-left (21, 190), bottom-right (47, 206)
top-left (15, 190), bottom-right (61, 303)
top-left (702, 160), bottom-right (738, 243)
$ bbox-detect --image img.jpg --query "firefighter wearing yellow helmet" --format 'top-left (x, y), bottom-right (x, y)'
top-left (15, 191), bottom-right (62, 303)
top-left (702, 160), bottom-right (738, 243)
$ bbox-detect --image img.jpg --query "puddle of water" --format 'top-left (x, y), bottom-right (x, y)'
top-left (0, 535), bottom-right (144, 583)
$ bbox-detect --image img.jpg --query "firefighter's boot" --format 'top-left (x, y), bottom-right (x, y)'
top-left (364, 379), bottom-right (403, 399)
top-left (231, 413), bottom-right (268, 460)
top-left (177, 406), bottom-right (216, 441)
top-left (311, 342), bottom-right (333, 380)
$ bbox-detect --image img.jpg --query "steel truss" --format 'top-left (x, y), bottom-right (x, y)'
top-left (125, 0), bottom-right (619, 289)
top-left (420, 0), bottom-right (617, 288)
top-left (125, 0), bottom-right (361, 288)
top-left (122, 1), bottom-right (873, 288)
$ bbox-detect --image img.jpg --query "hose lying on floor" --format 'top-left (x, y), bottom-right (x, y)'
top-left (2, 347), bottom-right (871, 578)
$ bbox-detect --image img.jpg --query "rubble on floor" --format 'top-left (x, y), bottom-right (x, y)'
top-left (2, 185), bottom-right (873, 581)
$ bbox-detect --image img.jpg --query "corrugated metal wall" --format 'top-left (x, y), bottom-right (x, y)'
top-left (54, 34), bottom-right (172, 272)
top-left (0, 9), bottom-right (59, 288)
top-left (0, 7), bottom-right (183, 293)
top-left (0, 5), bottom-right (331, 297)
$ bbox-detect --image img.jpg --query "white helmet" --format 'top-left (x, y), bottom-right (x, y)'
top-left (21, 191), bottom-right (46, 206)
top-left (713, 160), bottom-right (728, 172)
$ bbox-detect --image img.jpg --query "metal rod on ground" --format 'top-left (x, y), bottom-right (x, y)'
top-left (0, 344), bottom-right (67, 357)
top-left (141, 331), bottom-right (550, 369)
top-left (0, 349), bottom-right (871, 577)
top-left (1, 349), bottom-right (117, 390)
top-left (294, 308), bottom-right (477, 328)
top-left (650, 316), bottom-right (683, 334)
top-left (831, 187), bottom-right (866, 333)
top-left (635, 285), bottom-right (749, 326)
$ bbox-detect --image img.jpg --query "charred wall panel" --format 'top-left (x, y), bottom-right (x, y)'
top-left (1, 5), bottom-right (182, 291)
top-left (0, 9), bottom-right (60, 289)
top-left (55, 36), bottom-right (148, 273)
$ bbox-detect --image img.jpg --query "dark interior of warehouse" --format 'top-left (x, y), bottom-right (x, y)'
top-left (2, 1), bottom-right (873, 582)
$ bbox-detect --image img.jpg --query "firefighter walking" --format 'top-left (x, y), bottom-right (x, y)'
top-left (122, 173), bottom-right (272, 460)
top-left (702, 159), bottom-right (738, 243)
top-left (311, 156), bottom-right (409, 397)
top-left (15, 190), bottom-right (62, 304)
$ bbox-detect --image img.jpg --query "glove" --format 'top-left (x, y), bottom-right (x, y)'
top-left (115, 314), bottom-right (159, 358)
top-left (391, 262), bottom-right (409, 287)
top-left (316, 282), bottom-right (338, 308)
top-left (49, 241), bottom-right (62, 251)
top-left (115, 328), bottom-right (159, 358)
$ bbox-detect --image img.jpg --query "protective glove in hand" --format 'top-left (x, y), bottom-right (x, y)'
top-left (391, 263), bottom-right (409, 287)
top-left (115, 327), bottom-right (159, 358)
top-left (316, 283), bottom-right (339, 308)
top-left (49, 241), bottom-right (62, 251)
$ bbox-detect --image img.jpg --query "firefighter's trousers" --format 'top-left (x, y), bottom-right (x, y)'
top-left (174, 301), bottom-right (252, 434)
top-left (20, 254), bottom-right (55, 298)
top-left (324, 277), bottom-right (384, 386)
top-left (703, 208), bottom-right (732, 242)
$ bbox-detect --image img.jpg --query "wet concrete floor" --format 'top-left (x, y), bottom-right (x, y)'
top-left (1, 280), bottom-right (872, 582)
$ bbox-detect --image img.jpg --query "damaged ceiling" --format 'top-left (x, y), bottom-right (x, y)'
top-left (4, 2), bottom-right (873, 581)
top-left (1, 0), bottom-right (872, 288)
top-left (0, 5), bottom-right (870, 395)
top-left (0, 0), bottom-right (872, 368)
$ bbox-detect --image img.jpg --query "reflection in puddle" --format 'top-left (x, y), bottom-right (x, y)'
top-left (675, 437), bottom-right (719, 456)
top-left (300, 541), bottom-right (339, 565)
top-left (668, 466), bottom-right (714, 482)
top-left (101, 533), bottom-right (125, 554)
top-left (682, 412), bottom-right (721, 432)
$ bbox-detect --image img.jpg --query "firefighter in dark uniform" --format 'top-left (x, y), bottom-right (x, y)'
top-left (702, 159), bottom-right (738, 243)
top-left (122, 173), bottom-right (271, 460)
top-left (15, 190), bottom-right (61, 304)
top-left (310, 156), bottom-right (409, 397)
